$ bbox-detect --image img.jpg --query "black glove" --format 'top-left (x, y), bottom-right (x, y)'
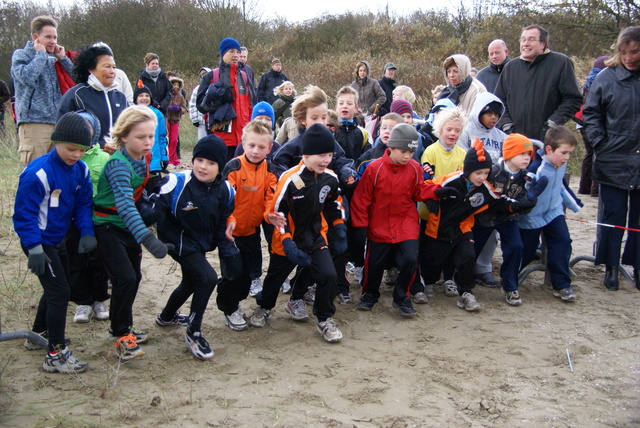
top-left (28, 245), bottom-right (51, 276)
top-left (192, 122), bottom-right (200, 128)
top-left (78, 235), bottom-right (97, 254)
top-left (330, 224), bottom-right (348, 255)
top-left (510, 198), bottom-right (537, 213)
top-left (136, 194), bottom-right (157, 226)
top-left (220, 253), bottom-right (242, 281)
top-left (141, 233), bottom-right (171, 259)
top-left (527, 176), bottom-right (549, 200)
top-left (435, 186), bottom-right (461, 200)
top-left (282, 238), bottom-right (312, 267)
top-left (221, 84), bottom-right (235, 104)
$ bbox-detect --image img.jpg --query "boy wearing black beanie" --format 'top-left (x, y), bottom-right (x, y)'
top-left (249, 123), bottom-right (347, 343)
top-left (421, 139), bottom-right (536, 312)
top-left (14, 111), bottom-right (96, 373)
top-left (152, 134), bottom-right (239, 360)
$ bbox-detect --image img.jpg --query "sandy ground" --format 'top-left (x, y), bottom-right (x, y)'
top-left (1, 177), bottom-right (639, 428)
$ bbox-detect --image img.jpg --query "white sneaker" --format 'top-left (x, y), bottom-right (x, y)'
top-left (91, 301), bottom-right (109, 321)
top-left (443, 280), bottom-right (458, 297)
top-left (73, 305), bottom-right (93, 323)
top-left (281, 278), bottom-right (292, 294)
top-left (456, 292), bottom-right (481, 312)
top-left (249, 278), bottom-right (263, 297)
top-left (353, 267), bottom-right (364, 284)
top-left (224, 309), bottom-right (248, 331)
top-left (316, 318), bottom-right (343, 343)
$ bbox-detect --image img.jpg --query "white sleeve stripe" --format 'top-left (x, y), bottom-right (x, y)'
top-left (35, 168), bottom-right (50, 231)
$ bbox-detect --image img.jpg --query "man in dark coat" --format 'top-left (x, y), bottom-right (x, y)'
top-left (378, 62), bottom-right (397, 115)
top-left (257, 58), bottom-right (288, 105)
top-left (494, 25), bottom-right (582, 140)
top-left (476, 39), bottom-right (509, 93)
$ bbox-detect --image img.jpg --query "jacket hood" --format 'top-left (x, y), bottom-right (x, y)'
top-left (468, 92), bottom-right (504, 131)
top-left (199, 66), bottom-right (211, 76)
top-left (355, 60), bottom-right (371, 82)
top-left (443, 54), bottom-right (471, 85)
top-left (169, 77), bottom-right (184, 89)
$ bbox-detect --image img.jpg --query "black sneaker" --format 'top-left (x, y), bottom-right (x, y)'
top-left (155, 312), bottom-right (189, 327)
top-left (392, 298), bottom-right (417, 316)
top-left (357, 293), bottom-right (377, 311)
top-left (185, 329), bottom-right (214, 360)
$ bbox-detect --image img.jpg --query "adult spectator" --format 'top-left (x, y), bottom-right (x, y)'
top-left (583, 26), bottom-right (640, 291)
top-left (438, 54), bottom-right (486, 116)
top-left (494, 25), bottom-right (582, 140)
top-left (114, 68), bottom-right (133, 106)
top-left (57, 43), bottom-right (127, 153)
top-left (11, 16), bottom-right (74, 168)
top-left (351, 60), bottom-right (386, 116)
top-left (0, 79), bottom-right (10, 134)
top-left (257, 58), bottom-right (288, 105)
top-left (378, 62), bottom-right (397, 115)
top-left (197, 37), bottom-right (253, 161)
top-left (476, 39), bottom-right (510, 93)
top-left (239, 47), bottom-right (256, 88)
top-left (138, 52), bottom-right (172, 115)
top-left (577, 55), bottom-right (609, 197)
top-left (239, 46), bottom-right (257, 105)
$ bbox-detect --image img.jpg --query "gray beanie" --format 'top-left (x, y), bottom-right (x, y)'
top-left (387, 123), bottom-right (419, 152)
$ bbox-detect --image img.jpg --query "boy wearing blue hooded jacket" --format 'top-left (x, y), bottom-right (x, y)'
top-left (519, 126), bottom-right (582, 302)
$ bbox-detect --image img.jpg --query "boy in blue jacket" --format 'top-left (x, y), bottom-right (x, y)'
top-left (153, 135), bottom-right (238, 360)
top-left (519, 126), bottom-right (582, 302)
top-left (13, 112), bottom-right (96, 373)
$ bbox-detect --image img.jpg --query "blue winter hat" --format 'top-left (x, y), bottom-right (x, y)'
top-left (219, 38), bottom-right (241, 57)
top-left (252, 101), bottom-right (275, 129)
top-left (76, 110), bottom-right (102, 147)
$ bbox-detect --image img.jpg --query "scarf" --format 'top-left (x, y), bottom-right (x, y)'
top-left (437, 75), bottom-right (474, 106)
top-left (145, 67), bottom-right (161, 82)
top-left (88, 74), bottom-right (118, 92)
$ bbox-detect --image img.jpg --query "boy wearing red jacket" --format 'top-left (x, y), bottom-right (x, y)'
top-left (351, 124), bottom-right (456, 315)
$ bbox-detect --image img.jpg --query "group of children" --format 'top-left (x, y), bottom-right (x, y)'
top-left (13, 78), bottom-right (583, 374)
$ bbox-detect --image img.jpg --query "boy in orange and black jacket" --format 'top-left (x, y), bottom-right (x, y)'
top-left (422, 140), bottom-right (535, 312)
top-left (248, 124), bottom-right (347, 343)
top-left (216, 121), bottom-right (278, 331)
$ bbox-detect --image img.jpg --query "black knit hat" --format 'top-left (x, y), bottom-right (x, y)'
top-left (301, 123), bottom-right (335, 155)
top-left (192, 134), bottom-right (228, 171)
top-left (51, 112), bottom-right (92, 148)
top-left (464, 138), bottom-right (493, 176)
top-left (133, 79), bottom-right (155, 106)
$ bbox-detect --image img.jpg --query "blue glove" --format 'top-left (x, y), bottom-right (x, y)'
top-left (78, 235), bottom-right (97, 254)
top-left (330, 224), bottom-right (348, 255)
top-left (527, 176), bottom-right (549, 200)
top-left (27, 245), bottom-right (51, 276)
top-left (282, 238), bottom-right (312, 267)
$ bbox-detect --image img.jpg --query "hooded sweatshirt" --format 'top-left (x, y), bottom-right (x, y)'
top-left (350, 61), bottom-right (386, 115)
top-left (457, 92), bottom-right (507, 164)
top-left (439, 54), bottom-right (487, 116)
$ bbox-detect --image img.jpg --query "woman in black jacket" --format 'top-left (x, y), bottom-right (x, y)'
top-left (583, 26), bottom-right (640, 291)
top-left (138, 52), bottom-right (172, 115)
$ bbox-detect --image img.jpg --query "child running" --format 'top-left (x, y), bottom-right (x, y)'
top-left (217, 121), bottom-right (278, 331)
top-left (248, 123), bottom-right (347, 343)
top-left (153, 135), bottom-right (238, 359)
top-left (14, 112), bottom-right (95, 373)
top-left (92, 106), bottom-right (172, 361)
top-left (351, 123), bottom-right (452, 314)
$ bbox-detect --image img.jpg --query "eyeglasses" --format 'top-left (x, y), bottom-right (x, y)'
top-left (519, 37), bottom-right (540, 43)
